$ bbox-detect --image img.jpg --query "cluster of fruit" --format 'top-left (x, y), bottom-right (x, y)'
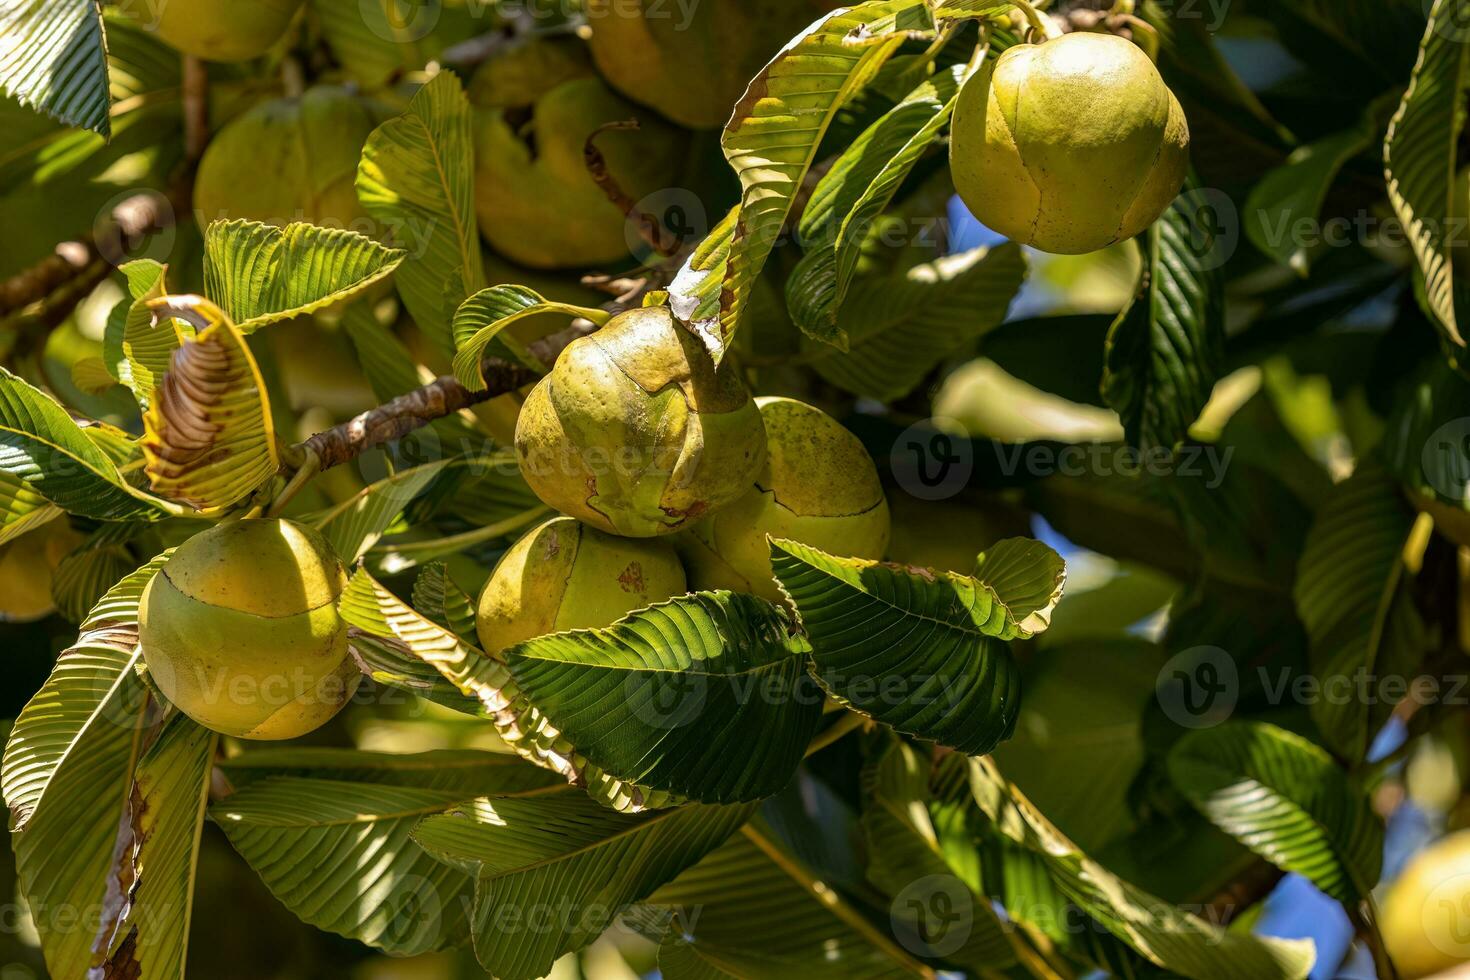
top-left (138, 305), bottom-right (889, 740)
top-left (175, 0), bottom-right (842, 270)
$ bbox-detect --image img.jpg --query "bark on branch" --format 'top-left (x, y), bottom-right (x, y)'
top-left (299, 319), bottom-right (595, 472)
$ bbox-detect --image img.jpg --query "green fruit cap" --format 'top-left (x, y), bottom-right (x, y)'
top-left (195, 86), bottom-right (379, 230)
top-left (950, 32), bottom-right (1189, 255)
top-left (678, 397), bottom-right (890, 601)
top-left (123, 0), bottom-right (303, 62)
top-left (515, 306), bottom-right (768, 538)
top-left (475, 516), bottom-right (688, 654)
top-left (139, 519), bottom-right (358, 740)
top-left (473, 74), bottom-right (685, 269)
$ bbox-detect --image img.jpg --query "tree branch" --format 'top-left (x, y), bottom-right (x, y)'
top-left (298, 319), bottom-right (595, 472)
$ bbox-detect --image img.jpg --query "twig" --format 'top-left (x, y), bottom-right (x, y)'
top-left (298, 320), bottom-right (594, 472)
top-left (584, 121), bottom-right (683, 258)
top-left (1201, 861), bottom-right (1285, 925)
top-left (182, 56), bottom-right (209, 162)
top-left (0, 184), bottom-right (187, 326)
top-left (804, 711), bottom-right (868, 757)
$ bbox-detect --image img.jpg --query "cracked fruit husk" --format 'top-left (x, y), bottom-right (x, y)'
top-left (194, 86), bottom-right (378, 230)
top-left (472, 43), bottom-right (685, 270)
top-left (514, 306), bottom-right (767, 538)
top-left (1381, 831), bottom-right (1470, 978)
top-left (950, 32), bottom-right (1189, 255)
top-left (139, 519), bottom-right (359, 740)
top-left (122, 0), bottom-right (303, 62)
top-left (677, 398), bottom-right (890, 601)
top-left (476, 516), bottom-right (688, 654)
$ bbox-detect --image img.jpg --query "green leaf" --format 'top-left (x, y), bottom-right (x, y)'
top-left (790, 65), bottom-right (966, 347)
top-left (644, 821), bottom-right (930, 979)
top-left (928, 0), bottom-right (1022, 23)
top-left (357, 70), bottom-right (485, 357)
top-left (973, 536), bottom-right (1067, 638)
top-left (450, 285), bottom-right (610, 390)
top-left (769, 538), bottom-right (1025, 755)
top-left (969, 757), bottom-right (1316, 980)
top-left (0, 0), bottom-right (110, 136)
top-left (203, 219), bottom-right (406, 333)
top-left (506, 592), bottom-right (824, 804)
top-left (101, 258), bottom-right (185, 408)
top-left (669, 206), bottom-right (738, 325)
top-left (0, 366), bottom-right (165, 521)
top-left (1102, 181), bottom-right (1227, 452)
top-left (1293, 459), bottom-right (1429, 761)
top-left (142, 295), bottom-right (280, 513)
top-left (1384, 0), bottom-right (1470, 351)
top-left (212, 771), bottom-right (549, 955)
top-left (338, 566), bottom-right (681, 812)
top-left (411, 562), bottom-right (479, 645)
top-left (97, 716), bottom-right (218, 978)
top-left (314, 458), bottom-right (454, 563)
top-left (0, 470), bottom-right (60, 548)
top-left (1167, 721), bottom-right (1384, 904)
top-left (805, 244), bottom-right (1026, 402)
top-left (50, 539), bottom-right (135, 623)
top-left (860, 738), bottom-right (1018, 973)
top-left (1244, 106), bottom-right (1385, 274)
top-left (414, 794), bottom-right (753, 980)
top-left (682, 0), bottom-right (927, 359)
top-left (1, 555), bottom-right (166, 979)
top-left (218, 746), bottom-right (563, 793)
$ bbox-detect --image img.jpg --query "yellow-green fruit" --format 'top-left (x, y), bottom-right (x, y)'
top-left (585, 0), bottom-right (843, 129)
top-left (195, 87), bottom-right (378, 230)
top-left (677, 398), bottom-right (889, 601)
top-left (472, 46), bottom-right (685, 269)
top-left (1382, 832), bottom-right (1470, 978)
top-left (476, 516), bottom-right (688, 654)
top-left (515, 306), bottom-right (767, 537)
top-left (122, 0), bottom-right (303, 62)
top-left (139, 519), bottom-right (358, 740)
top-left (951, 33), bottom-right (1189, 255)
top-left (0, 520), bottom-right (85, 623)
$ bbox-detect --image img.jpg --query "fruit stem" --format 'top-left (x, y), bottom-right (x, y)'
top-left (1010, 0), bottom-right (1062, 41)
top-left (182, 56), bottom-right (209, 163)
top-left (265, 449), bottom-right (320, 518)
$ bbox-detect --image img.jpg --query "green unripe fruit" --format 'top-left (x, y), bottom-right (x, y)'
top-left (1382, 832), bottom-right (1470, 978)
top-left (677, 398), bottom-right (890, 601)
top-left (122, 0), bottom-right (303, 62)
top-left (951, 33), bottom-right (1189, 255)
top-left (139, 519), bottom-right (358, 741)
top-left (195, 87), bottom-right (378, 230)
top-left (476, 516), bottom-right (688, 654)
top-left (515, 306), bottom-right (767, 538)
top-left (0, 520), bottom-right (84, 623)
top-left (472, 44), bottom-right (685, 270)
top-left (585, 0), bottom-right (843, 129)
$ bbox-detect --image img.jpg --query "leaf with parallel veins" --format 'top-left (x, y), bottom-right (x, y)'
top-left (141, 295), bottom-right (279, 514)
